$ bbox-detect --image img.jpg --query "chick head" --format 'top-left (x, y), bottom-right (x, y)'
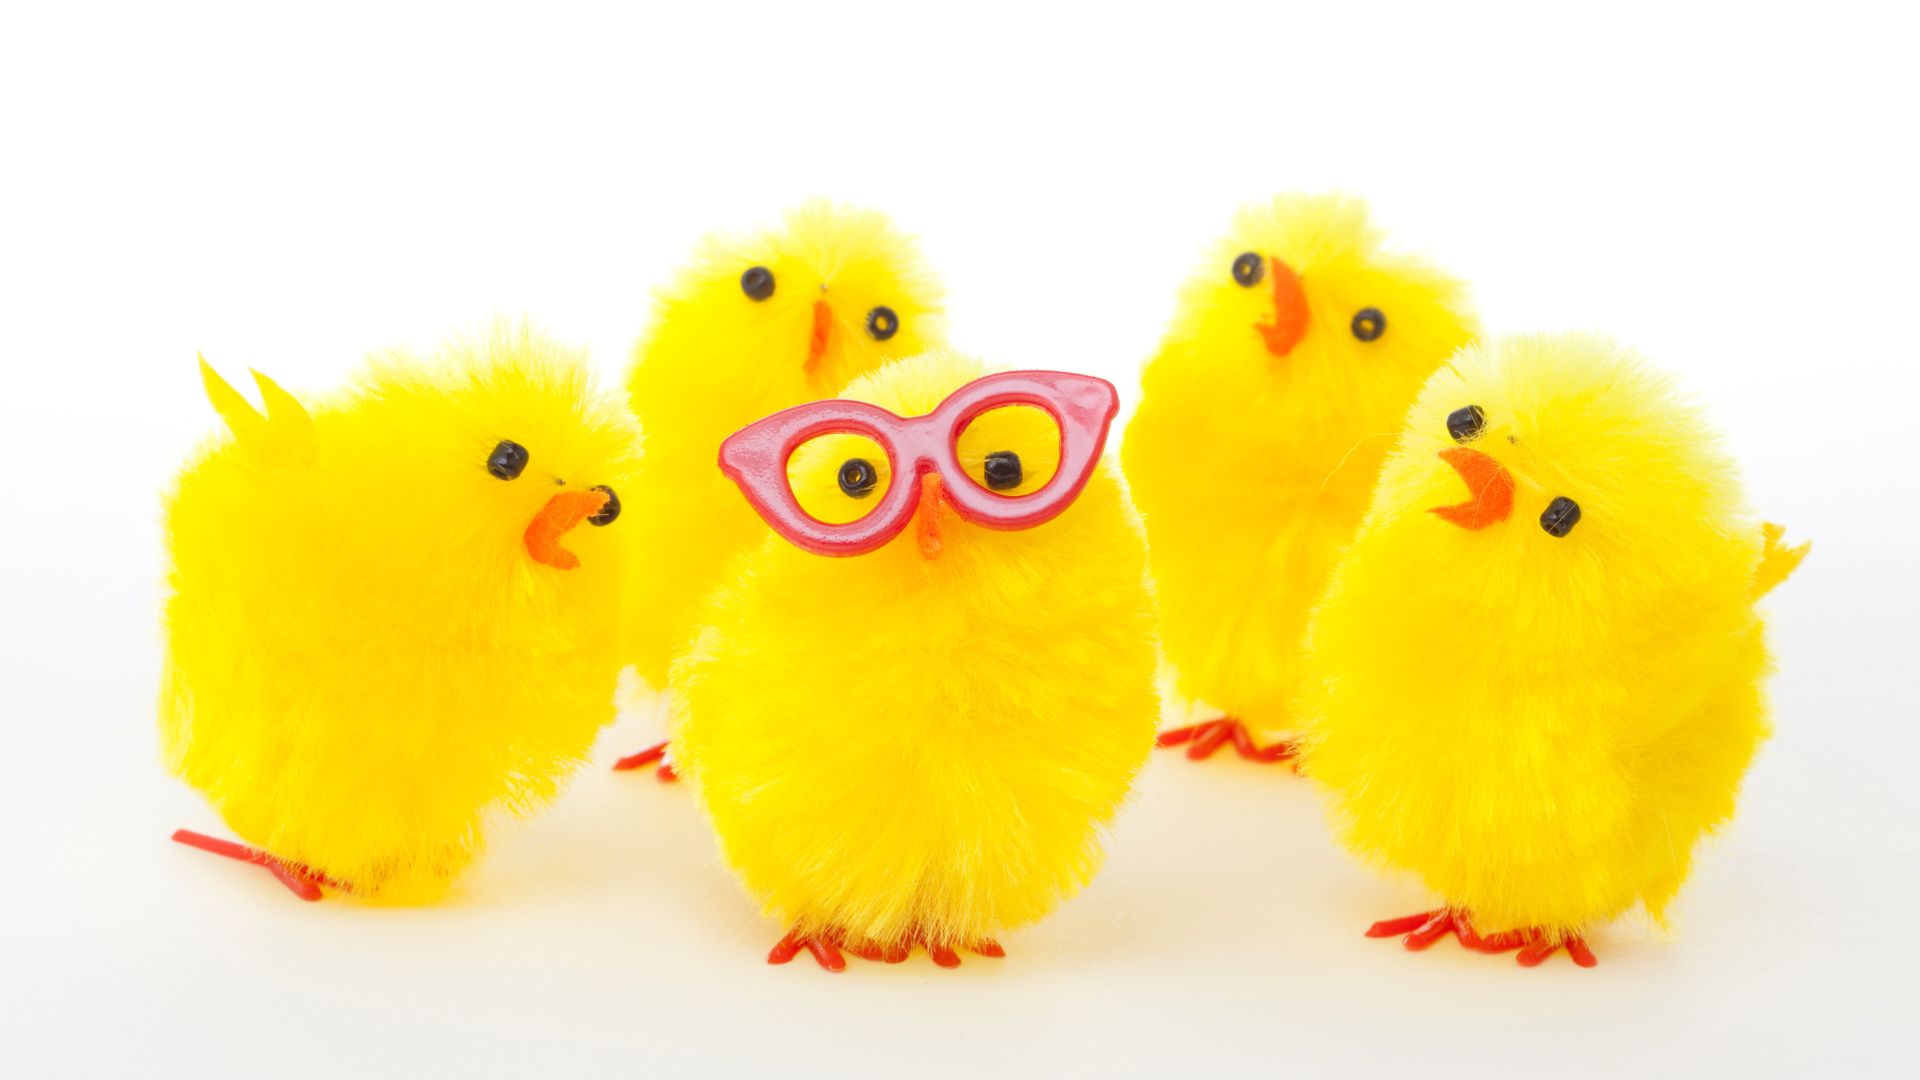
top-left (344, 330), bottom-right (640, 608)
top-left (1366, 333), bottom-right (1752, 627)
top-left (650, 200), bottom-right (945, 403)
top-left (199, 326), bottom-right (642, 643)
top-left (1157, 193), bottom-right (1477, 458)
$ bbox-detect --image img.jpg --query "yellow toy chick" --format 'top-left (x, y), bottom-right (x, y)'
top-left (1299, 333), bottom-right (1806, 966)
top-left (671, 352), bottom-right (1158, 970)
top-left (1122, 193), bottom-right (1477, 764)
top-left (614, 203), bottom-right (945, 776)
top-left (161, 326), bottom-right (640, 902)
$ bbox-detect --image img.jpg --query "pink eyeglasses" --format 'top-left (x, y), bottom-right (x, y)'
top-left (718, 370), bottom-right (1121, 557)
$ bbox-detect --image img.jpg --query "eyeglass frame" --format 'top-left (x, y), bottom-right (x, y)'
top-left (717, 369), bottom-right (1121, 557)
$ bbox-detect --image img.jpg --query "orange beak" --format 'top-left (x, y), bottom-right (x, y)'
top-left (524, 489), bottom-right (609, 570)
top-left (916, 472), bottom-right (950, 560)
top-left (806, 300), bottom-right (833, 373)
top-left (1431, 447), bottom-right (1514, 530)
top-left (1254, 257), bottom-right (1309, 357)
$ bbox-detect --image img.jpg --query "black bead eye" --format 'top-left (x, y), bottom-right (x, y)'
top-left (1232, 252), bottom-right (1264, 287)
top-left (866, 306), bottom-right (899, 341)
top-left (1351, 307), bottom-right (1386, 342)
top-left (588, 485), bottom-right (620, 526)
top-left (1540, 496), bottom-right (1582, 538)
top-left (1446, 405), bottom-right (1486, 443)
top-left (741, 265), bottom-right (775, 301)
top-left (838, 458), bottom-right (878, 497)
top-left (982, 451), bottom-right (1023, 491)
top-left (487, 440), bottom-right (529, 480)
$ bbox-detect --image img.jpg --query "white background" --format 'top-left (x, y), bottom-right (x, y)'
top-left (3, 2), bottom-right (1916, 1076)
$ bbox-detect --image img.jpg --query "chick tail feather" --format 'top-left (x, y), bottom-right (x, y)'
top-left (1752, 522), bottom-right (1809, 599)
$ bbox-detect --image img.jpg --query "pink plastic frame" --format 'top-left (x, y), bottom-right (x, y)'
top-left (719, 370), bottom-right (1121, 557)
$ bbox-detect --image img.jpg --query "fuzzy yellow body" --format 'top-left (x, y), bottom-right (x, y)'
top-left (672, 353), bottom-right (1158, 952)
top-left (620, 203), bottom-right (945, 690)
top-left (1299, 334), bottom-right (1802, 939)
top-left (1122, 194), bottom-right (1477, 738)
top-left (161, 328), bottom-right (640, 901)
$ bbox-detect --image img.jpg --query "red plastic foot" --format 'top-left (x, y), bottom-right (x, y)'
top-left (1367, 909), bottom-right (1597, 968)
top-left (772, 928), bottom-right (1006, 971)
top-left (613, 741), bottom-right (680, 782)
top-left (768, 932), bottom-right (846, 972)
top-left (1157, 718), bottom-right (1297, 764)
top-left (171, 829), bottom-right (327, 901)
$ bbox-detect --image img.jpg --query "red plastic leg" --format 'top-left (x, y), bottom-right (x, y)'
top-left (974, 939), bottom-right (1006, 958)
top-left (613, 741), bottom-right (679, 782)
top-left (171, 829), bottom-right (325, 901)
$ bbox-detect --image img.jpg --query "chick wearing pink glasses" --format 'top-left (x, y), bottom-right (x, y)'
top-left (668, 352), bottom-right (1160, 970)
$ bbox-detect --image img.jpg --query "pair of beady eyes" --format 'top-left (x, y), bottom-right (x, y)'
top-left (1444, 406), bottom-right (1582, 537)
top-left (1230, 252), bottom-right (1385, 343)
top-left (836, 450), bottom-right (1024, 497)
top-left (485, 440), bottom-right (621, 526)
top-left (788, 405), bottom-right (1061, 526)
top-left (739, 265), bottom-right (900, 342)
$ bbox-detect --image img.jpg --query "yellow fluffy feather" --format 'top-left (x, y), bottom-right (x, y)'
top-left (160, 326), bottom-right (640, 901)
top-left (1122, 193), bottom-right (1477, 749)
top-left (619, 202), bottom-right (946, 691)
top-left (1298, 333), bottom-right (1803, 958)
top-left (670, 352), bottom-right (1158, 963)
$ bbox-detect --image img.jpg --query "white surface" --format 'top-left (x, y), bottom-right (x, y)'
top-left (3, 3), bottom-right (1917, 1076)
